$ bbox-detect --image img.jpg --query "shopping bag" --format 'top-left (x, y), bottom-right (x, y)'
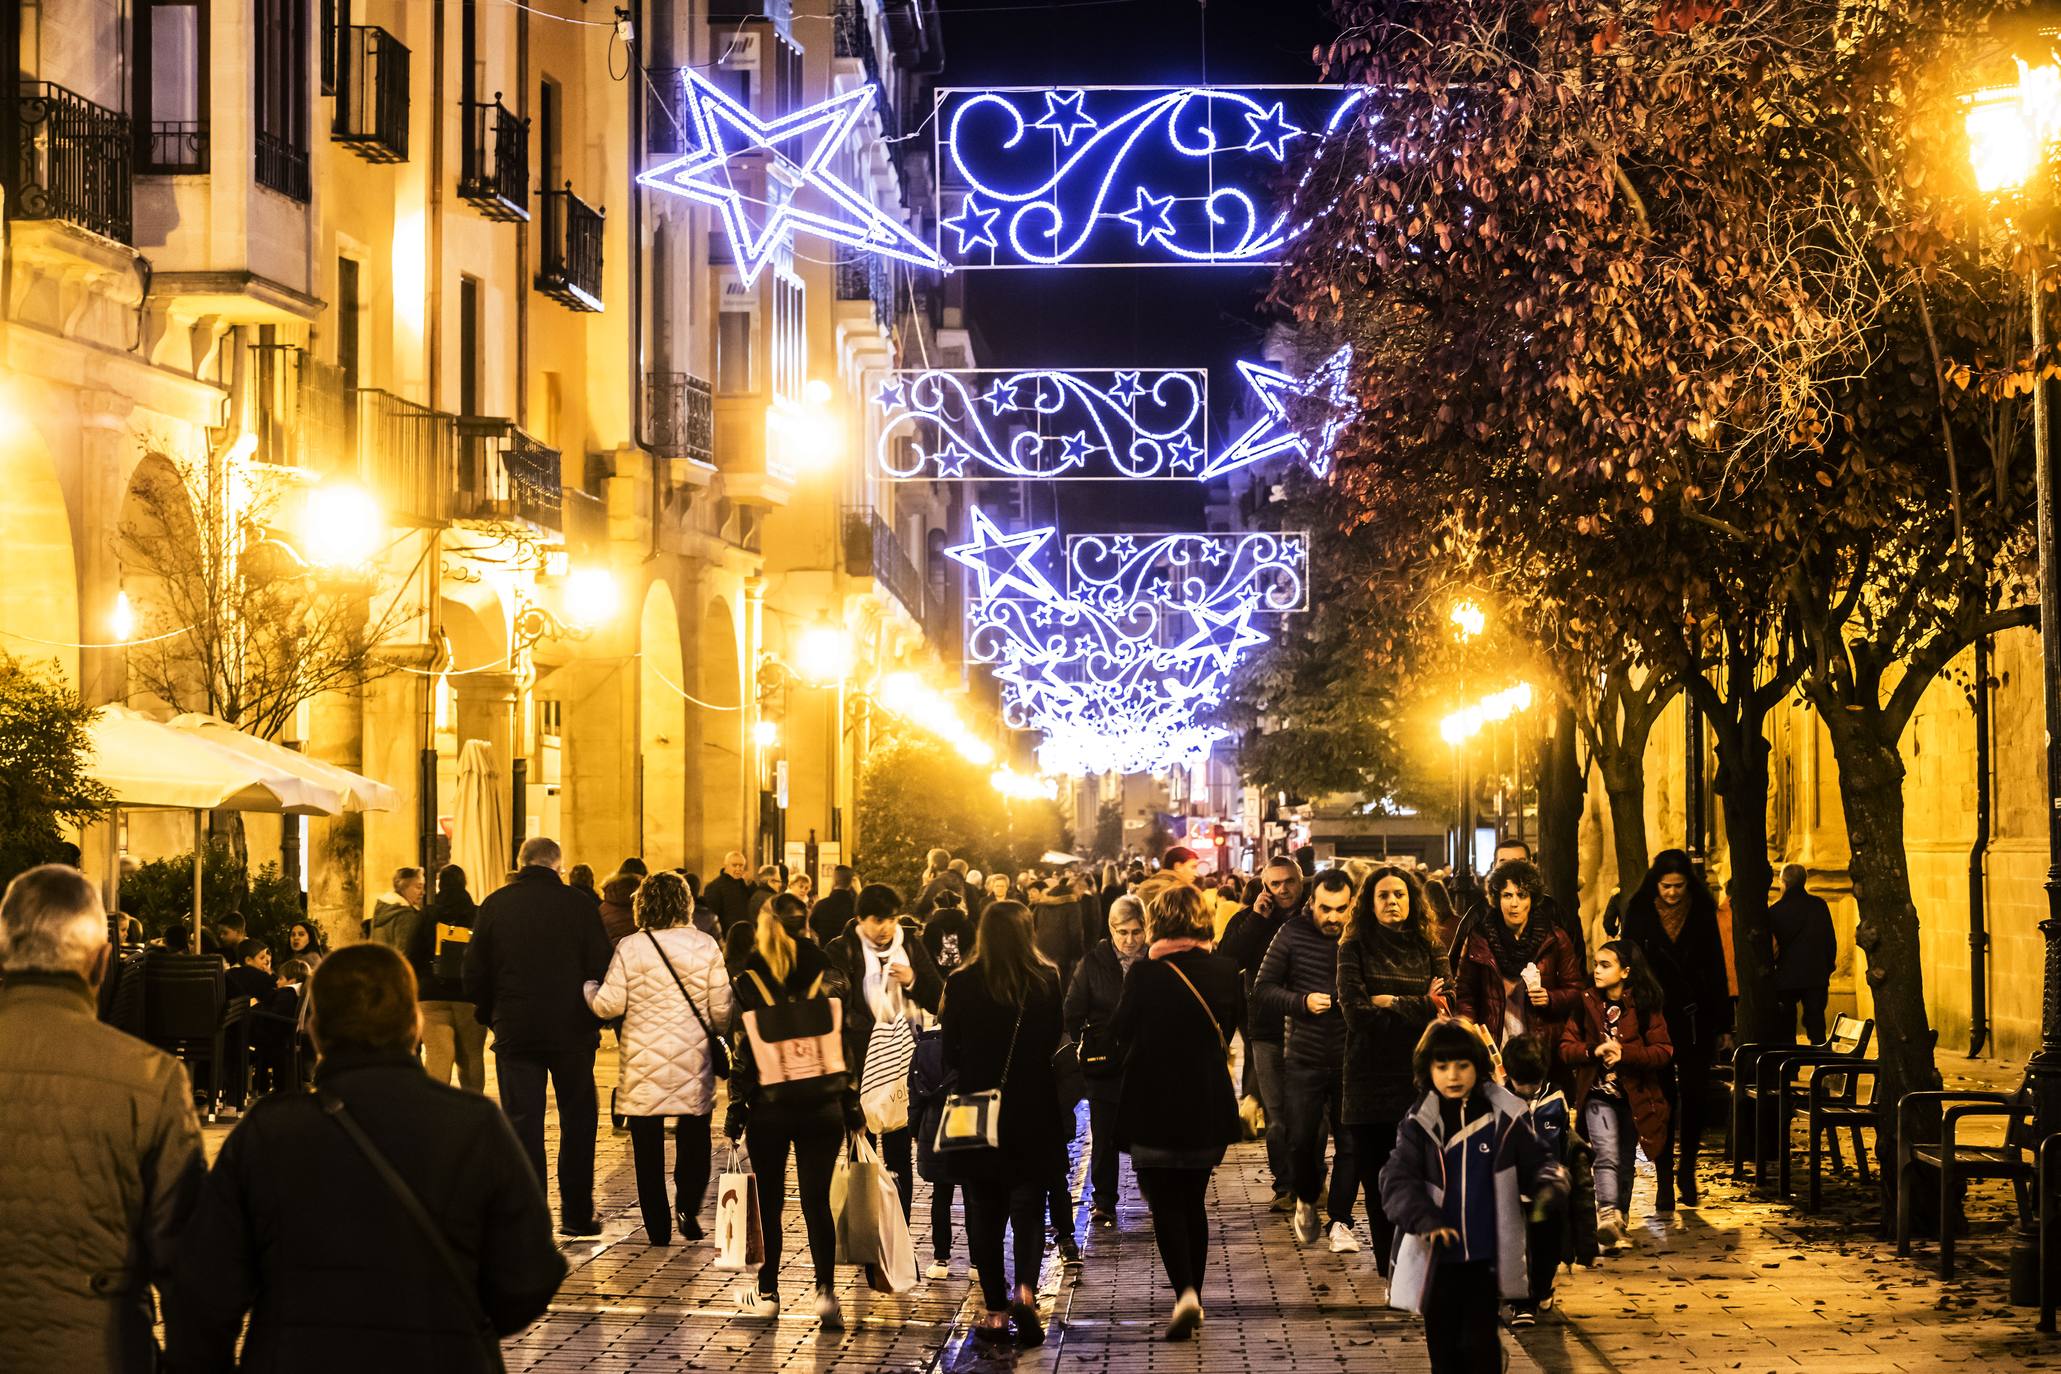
top-left (1387, 1180), bottom-right (1443, 1314)
top-left (714, 1147), bottom-right (762, 1269)
top-left (832, 1134), bottom-right (891, 1267)
top-left (859, 1017), bottom-right (917, 1133)
top-left (866, 1167), bottom-right (917, 1294)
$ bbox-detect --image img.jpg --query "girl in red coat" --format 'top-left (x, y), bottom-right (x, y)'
top-left (1560, 940), bottom-right (1672, 1251)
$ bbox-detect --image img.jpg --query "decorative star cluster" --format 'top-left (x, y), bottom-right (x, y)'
top-left (872, 368), bottom-right (1209, 480)
top-left (1066, 532), bottom-right (1309, 613)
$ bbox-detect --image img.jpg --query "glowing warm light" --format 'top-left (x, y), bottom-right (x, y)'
top-left (804, 378), bottom-right (834, 407)
top-left (874, 671), bottom-right (998, 765)
top-left (794, 621), bottom-right (853, 684)
top-left (227, 432), bottom-right (259, 464)
top-left (110, 590), bottom-right (135, 644)
top-left (991, 766), bottom-right (1058, 801)
top-left (1449, 600), bottom-right (1486, 640)
top-left (393, 210), bottom-right (427, 336)
top-left (302, 484), bottom-right (385, 568)
top-left (1966, 61), bottom-right (2061, 195)
top-left (753, 720), bottom-right (780, 749)
top-left (1441, 682), bottom-right (1536, 744)
top-left (563, 568), bottom-right (622, 630)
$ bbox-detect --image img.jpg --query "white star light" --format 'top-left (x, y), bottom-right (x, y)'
top-left (1202, 344), bottom-right (1357, 480)
top-left (945, 507), bottom-right (1062, 602)
top-left (637, 69), bottom-right (943, 285)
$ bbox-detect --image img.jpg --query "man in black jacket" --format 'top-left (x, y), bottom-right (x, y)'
top-left (1770, 863), bottom-right (1837, 1043)
top-left (1253, 868), bottom-right (1359, 1252)
top-left (463, 836), bottom-right (612, 1235)
top-left (1219, 856), bottom-right (1304, 1208)
top-left (703, 850), bottom-right (754, 932)
top-left (166, 943), bottom-right (564, 1372)
top-left (810, 865), bottom-right (858, 945)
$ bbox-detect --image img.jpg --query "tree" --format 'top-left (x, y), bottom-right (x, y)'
top-left (0, 653), bottom-right (110, 885)
top-left (856, 722), bottom-right (1067, 897)
top-left (1092, 799), bottom-right (1123, 861)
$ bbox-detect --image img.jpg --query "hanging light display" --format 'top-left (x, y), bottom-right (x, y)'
top-left (1064, 531), bottom-right (1309, 613)
top-left (1201, 345), bottom-right (1357, 481)
top-left (872, 367), bottom-right (1208, 480)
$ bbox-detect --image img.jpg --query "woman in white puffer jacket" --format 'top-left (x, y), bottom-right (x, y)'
top-left (587, 871), bottom-right (733, 1245)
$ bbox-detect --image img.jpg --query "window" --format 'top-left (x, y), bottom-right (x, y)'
top-left (717, 308), bottom-right (753, 393)
top-left (135, 0), bottom-right (209, 172)
top-left (254, 0), bottom-right (310, 199)
top-left (459, 276), bottom-right (482, 416)
top-left (539, 78), bottom-right (561, 193)
top-left (337, 256), bottom-right (361, 392)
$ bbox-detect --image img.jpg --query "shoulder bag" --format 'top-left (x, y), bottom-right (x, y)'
top-left (934, 998), bottom-right (1025, 1153)
top-left (646, 931), bottom-right (730, 1079)
top-left (319, 1091), bottom-right (505, 1372)
top-left (1165, 961), bottom-right (1229, 1063)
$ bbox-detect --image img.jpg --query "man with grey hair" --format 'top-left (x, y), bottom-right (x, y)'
top-left (703, 849), bottom-right (753, 931)
top-left (1770, 861), bottom-right (1838, 1044)
top-left (465, 835), bottom-right (612, 1234)
top-left (0, 864), bottom-right (204, 1370)
top-left (367, 864), bottom-right (425, 953)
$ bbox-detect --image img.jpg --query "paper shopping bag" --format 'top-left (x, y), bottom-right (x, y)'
top-left (714, 1148), bottom-right (762, 1269)
top-left (833, 1134), bottom-right (890, 1267)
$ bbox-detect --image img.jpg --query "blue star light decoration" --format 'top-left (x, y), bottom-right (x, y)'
top-left (936, 86), bottom-right (1360, 268)
top-left (1065, 531), bottom-right (1309, 613)
top-left (638, 69), bottom-right (943, 285)
top-left (872, 368), bottom-right (1208, 480)
top-left (1202, 344), bottom-right (1357, 480)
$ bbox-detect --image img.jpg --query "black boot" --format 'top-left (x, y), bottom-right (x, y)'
top-left (1654, 1164), bottom-right (1676, 1215)
top-left (1677, 1163), bottom-right (1701, 1208)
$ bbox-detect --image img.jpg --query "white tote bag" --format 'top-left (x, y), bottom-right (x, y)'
top-left (859, 1015), bottom-right (918, 1133)
top-left (1387, 1181), bottom-right (1443, 1314)
top-left (713, 1146), bottom-right (762, 1270)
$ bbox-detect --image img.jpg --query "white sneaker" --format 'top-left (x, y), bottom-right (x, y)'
top-left (925, 1260), bottom-right (951, 1280)
top-left (736, 1286), bottom-right (780, 1319)
top-left (1292, 1201), bottom-right (1320, 1245)
top-left (815, 1286), bottom-right (844, 1330)
top-left (1595, 1209), bottom-right (1624, 1252)
top-left (1327, 1221), bottom-right (1360, 1253)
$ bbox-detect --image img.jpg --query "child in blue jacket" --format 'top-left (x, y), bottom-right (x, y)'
top-left (1501, 1034), bottom-right (1573, 1324)
top-left (1381, 1019), bottom-right (1568, 1373)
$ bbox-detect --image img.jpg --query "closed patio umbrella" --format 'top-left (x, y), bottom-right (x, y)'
top-left (450, 738), bottom-right (509, 902)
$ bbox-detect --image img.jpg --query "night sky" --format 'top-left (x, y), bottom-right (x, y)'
top-left (932, 0), bottom-right (1338, 528)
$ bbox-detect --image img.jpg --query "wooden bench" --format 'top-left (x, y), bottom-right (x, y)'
top-left (1729, 1014), bottom-right (1873, 1184)
top-left (1895, 1078), bottom-right (2035, 1278)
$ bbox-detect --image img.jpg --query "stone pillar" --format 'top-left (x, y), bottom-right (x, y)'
top-left (456, 670), bottom-right (521, 870)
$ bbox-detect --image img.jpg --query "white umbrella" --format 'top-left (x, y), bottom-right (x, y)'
top-left (166, 713), bottom-right (399, 812)
top-left (450, 739), bottom-right (509, 901)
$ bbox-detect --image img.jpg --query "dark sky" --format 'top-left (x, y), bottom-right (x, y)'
top-left (932, 0), bottom-right (1338, 529)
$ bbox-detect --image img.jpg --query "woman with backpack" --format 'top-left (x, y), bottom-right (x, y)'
top-left (939, 900), bottom-right (1065, 1347)
top-left (725, 894), bottom-right (863, 1327)
top-left (585, 872), bottom-right (732, 1247)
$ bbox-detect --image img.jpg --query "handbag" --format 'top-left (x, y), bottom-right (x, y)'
top-left (860, 1016), bottom-right (918, 1133)
top-left (318, 1091), bottom-right (505, 1371)
top-left (934, 1001), bottom-right (1024, 1153)
top-left (713, 1144), bottom-right (763, 1269)
top-left (647, 931), bottom-right (730, 1079)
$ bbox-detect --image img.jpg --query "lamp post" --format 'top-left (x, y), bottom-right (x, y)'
top-left (1448, 600), bottom-right (1486, 880)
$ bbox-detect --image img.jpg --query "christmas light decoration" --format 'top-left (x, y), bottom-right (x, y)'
top-left (872, 368), bottom-right (1209, 480)
top-left (936, 86), bottom-right (1360, 268)
top-left (638, 68), bottom-right (943, 285)
top-left (1065, 531), bottom-right (1309, 612)
top-left (1202, 344), bottom-right (1357, 480)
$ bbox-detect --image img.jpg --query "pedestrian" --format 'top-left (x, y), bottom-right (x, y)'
top-left (983, 870), bottom-right (1015, 909)
top-left (1452, 858), bottom-right (1584, 1061)
top-left (1219, 856), bottom-right (1303, 1211)
top-left (921, 886), bottom-right (975, 977)
top-left (1335, 864), bottom-right (1445, 1275)
top-left (1499, 1034), bottom-right (1578, 1322)
top-left (1030, 873), bottom-right (1085, 991)
top-left (567, 863), bottom-right (600, 904)
top-left (916, 847), bottom-right (962, 916)
top-left (825, 882), bottom-right (944, 1218)
top-left (1560, 939), bottom-right (1673, 1252)
top-left (1769, 862), bottom-right (1836, 1044)
top-left (1066, 893), bottom-right (1147, 1231)
top-left (0, 865), bottom-right (205, 1373)
top-left (726, 895), bottom-right (862, 1327)
top-left (704, 851), bottom-right (754, 931)
top-left (744, 864), bottom-right (785, 924)
top-left (463, 836), bottom-right (613, 1236)
top-left (285, 917), bottom-right (327, 972)
top-left (598, 869), bottom-right (641, 946)
top-left (1617, 849), bottom-right (1731, 1211)
top-left (413, 864), bottom-right (488, 1092)
top-left (1381, 1019), bottom-right (1567, 1374)
top-left (1422, 876), bottom-right (1462, 957)
top-left (618, 857), bottom-right (651, 879)
top-left (1447, 837), bottom-right (1587, 976)
top-left (942, 899), bottom-right (1065, 1348)
top-left (721, 921), bottom-right (756, 975)
top-left (1255, 867), bottom-right (1360, 1253)
top-left (585, 871), bottom-right (732, 1247)
top-left (366, 866), bottom-right (425, 954)
top-left (1161, 846), bottom-right (1201, 885)
top-left (166, 943), bottom-right (566, 1371)
top-left (789, 871), bottom-right (814, 911)
top-left (811, 864), bottom-right (858, 945)
top-left (1111, 882), bottom-right (1244, 1341)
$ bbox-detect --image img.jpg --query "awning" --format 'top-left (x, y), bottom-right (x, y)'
top-left (85, 706), bottom-right (344, 815)
top-left (167, 713), bottom-right (398, 812)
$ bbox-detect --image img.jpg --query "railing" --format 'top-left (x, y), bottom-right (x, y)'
top-left (644, 68), bottom-right (691, 157)
top-left (248, 344), bottom-right (351, 473)
top-left (332, 26), bottom-right (409, 163)
top-left (647, 371), bottom-right (715, 465)
top-left (256, 130), bottom-right (310, 202)
top-left (356, 389), bottom-right (457, 525)
top-left (458, 96), bottom-right (528, 221)
top-left (10, 83), bottom-right (133, 244)
top-left (836, 253), bottom-right (892, 333)
top-left (455, 417), bottom-right (563, 530)
top-left (141, 120), bottom-right (209, 175)
top-left (563, 485), bottom-right (607, 553)
top-left (842, 507), bottom-right (926, 627)
top-left (833, 0), bottom-right (896, 139)
top-left (536, 184), bottom-right (603, 312)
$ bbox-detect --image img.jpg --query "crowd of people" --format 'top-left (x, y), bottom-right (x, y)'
top-left (0, 830), bottom-right (1821, 1373)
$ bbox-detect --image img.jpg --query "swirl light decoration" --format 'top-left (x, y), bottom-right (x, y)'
top-left (872, 368), bottom-right (1208, 480)
top-left (935, 86), bottom-right (1361, 268)
top-left (1065, 531), bottom-right (1309, 613)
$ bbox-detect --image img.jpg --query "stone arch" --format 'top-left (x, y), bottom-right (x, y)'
top-left (696, 593), bottom-right (744, 875)
top-left (0, 407), bottom-right (80, 684)
top-left (640, 578), bottom-right (688, 868)
top-left (114, 450), bottom-right (203, 711)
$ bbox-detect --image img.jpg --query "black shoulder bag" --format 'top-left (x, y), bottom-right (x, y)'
top-left (318, 1091), bottom-right (505, 1372)
top-left (646, 930), bottom-right (731, 1078)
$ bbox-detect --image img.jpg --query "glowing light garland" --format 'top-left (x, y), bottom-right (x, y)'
top-left (1202, 345), bottom-right (1357, 481)
top-left (936, 86), bottom-right (1361, 269)
top-left (638, 69), bottom-right (943, 285)
top-left (872, 368), bottom-right (1208, 480)
top-left (1064, 531), bottom-right (1309, 613)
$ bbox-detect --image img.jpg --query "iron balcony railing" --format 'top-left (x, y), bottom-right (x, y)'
top-left (643, 69), bottom-right (691, 157)
top-left (458, 96), bottom-right (528, 221)
top-left (332, 25), bottom-right (409, 163)
top-left (356, 389), bottom-right (457, 525)
top-left (646, 371), bottom-right (715, 465)
top-left (536, 184), bottom-right (603, 312)
top-left (256, 130), bottom-right (310, 202)
top-left (842, 507), bottom-right (926, 627)
top-left (141, 120), bottom-right (208, 175)
top-left (248, 344), bottom-right (352, 473)
top-left (835, 253), bottom-right (892, 333)
top-left (455, 417), bottom-right (563, 530)
top-left (10, 82), bottom-right (132, 243)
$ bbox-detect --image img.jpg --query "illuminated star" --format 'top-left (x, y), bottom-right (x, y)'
top-left (933, 442), bottom-right (971, 478)
top-left (636, 68), bottom-right (942, 285)
top-left (874, 377), bottom-right (906, 409)
top-left (1110, 534), bottom-right (1137, 555)
top-left (1174, 600), bottom-right (1270, 674)
top-left (1056, 431), bottom-right (1097, 467)
top-left (1034, 90), bottom-right (1098, 147)
top-left (982, 378), bottom-right (1021, 415)
top-left (1202, 344), bottom-right (1357, 480)
top-left (1109, 371), bottom-right (1146, 406)
top-left (1243, 102), bottom-right (1305, 161)
top-left (945, 506), bottom-right (1062, 602)
top-left (1165, 433), bottom-right (1204, 474)
top-left (942, 195), bottom-right (1001, 254)
top-left (1116, 187), bottom-right (1178, 246)
top-left (1199, 539), bottom-right (1230, 566)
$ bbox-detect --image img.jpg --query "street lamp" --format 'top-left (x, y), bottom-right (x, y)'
top-left (300, 483), bottom-right (386, 570)
top-left (1441, 683), bottom-right (1535, 877)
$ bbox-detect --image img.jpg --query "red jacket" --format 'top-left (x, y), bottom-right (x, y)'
top-left (1559, 989), bottom-right (1674, 1160)
top-left (1453, 921), bottom-right (1583, 1056)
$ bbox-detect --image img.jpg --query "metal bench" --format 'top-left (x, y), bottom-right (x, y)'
top-left (1895, 1077), bottom-right (2035, 1278)
top-left (1799, 1057), bottom-right (1880, 1211)
top-left (1730, 1013), bottom-right (1873, 1184)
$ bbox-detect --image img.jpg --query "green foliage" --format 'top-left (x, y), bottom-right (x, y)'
top-left (1092, 799), bottom-right (1123, 861)
top-left (856, 723), bottom-right (1067, 896)
top-left (0, 653), bottom-right (110, 887)
top-left (122, 847), bottom-right (303, 949)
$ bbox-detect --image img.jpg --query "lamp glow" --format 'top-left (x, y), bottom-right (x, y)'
top-left (1449, 600), bottom-right (1487, 640)
top-left (110, 590), bottom-right (135, 644)
top-left (754, 720), bottom-right (780, 749)
top-left (795, 621), bottom-right (854, 685)
top-left (563, 569), bottom-right (622, 631)
top-left (302, 485), bottom-right (385, 568)
top-left (1966, 61), bottom-right (2061, 195)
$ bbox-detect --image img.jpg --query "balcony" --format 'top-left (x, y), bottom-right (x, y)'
top-left (832, 0), bottom-right (895, 138)
top-left (9, 83), bottom-right (133, 244)
top-left (256, 131), bottom-right (310, 202)
top-left (141, 121), bottom-right (209, 175)
top-left (332, 26), bottom-right (410, 164)
top-left (644, 69), bottom-right (691, 157)
top-left (647, 371), bottom-right (715, 465)
top-left (842, 507), bottom-right (927, 628)
top-left (456, 417), bottom-right (563, 530)
top-left (836, 253), bottom-right (892, 333)
top-left (458, 96), bottom-right (528, 222)
top-left (535, 185), bottom-right (603, 312)
top-left (249, 344), bottom-right (351, 473)
top-left (356, 389), bottom-right (457, 526)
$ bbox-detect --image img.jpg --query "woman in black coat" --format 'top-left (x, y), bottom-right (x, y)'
top-left (1616, 848), bottom-right (1733, 1211)
top-left (1063, 893), bottom-right (1148, 1228)
top-left (1334, 865), bottom-right (1444, 1274)
top-left (940, 900), bottom-right (1065, 1348)
top-left (1112, 883), bottom-right (1245, 1343)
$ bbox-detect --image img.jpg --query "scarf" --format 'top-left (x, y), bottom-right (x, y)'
top-left (1149, 936), bottom-right (1213, 960)
top-left (1655, 897), bottom-right (1690, 943)
top-left (1116, 946), bottom-right (1144, 976)
top-left (1483, 912), bottom-right (1548, 980)
top-left (859, 924), bottom-right (909, 1024)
